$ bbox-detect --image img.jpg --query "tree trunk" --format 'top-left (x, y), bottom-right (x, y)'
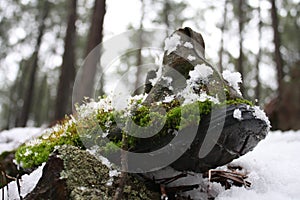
top-left (255, 1), bottom-right (262, 104)
top-left (218, 0), bottom-right (228, 73)
top-left (35, 75), bottom-right (49, 126)
top-left (270, 0), bottom-right (284, 98)
top-left (15, 1), bottom-right (49, 127)
top-left (76, 0), bottom-right (106, 103)
top-left (55, 0), bottom-right (77, 121)
top-left (133, 0), bottom-right (145, 95)
top-left (237, 0), bottom-right (245, 95)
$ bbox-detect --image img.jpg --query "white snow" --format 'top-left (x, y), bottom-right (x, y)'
top-left (161, 76), bottom-right (173, 91)
top-left (217, 130), bottom-right (300, 200)
top-left (0, 127), bottom-right (42, 154)
top-left (178, 63), bottom-right (219, 105)
top-left (253, 106), bottom-right (271, 130)
top-left (222, 70), bottom-right (242, 96)
top-left (233, 109), bottom-right (242, 121)
top-left (76, 96), bottom-right (113, 119)
top-left (189, 64), bottom-right (214, 83)
top-left (149, 65), bottom-right (163, 86)
top-left (184, 42), bottom-right (194, 49)
top-left (187, 55), bottom-right (196, 61)
top-left (2, 163), bottom-right (45, 200)
top-left (164, 33), bottom-right (181, 55)
top-left (163, 95), bottom-right (175, 103)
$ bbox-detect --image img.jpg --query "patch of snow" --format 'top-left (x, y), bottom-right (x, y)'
top-left (222, 70), bottom-right (242, 96)
top-left (187, 55), bottom-right (196, 61)
top-left (76, 95), bottom-right (113, 119)
top-left (253, 106), bottom-right (271, 130)
top-left (233, 109), bottom-right (242, 121)
top-left (189, 64), bottom-right (214, 83)
top-left (164, 33), bottom-right (181, 55)
top-left (161, 76), bottom-right (173, 91)
top-left (163, 95), bottom-right (175, 103)
top-left (179, 85), bottom-right (219, 105)
top-left (0, 127), bottom-right (42, 154)
top-left (3, 163), bottom-right (45, 199)
top-left (184, 42), bottom-right (193, 49)
top-left (217, 130), bottom-right (300, 200)
top-left (149, 65), bottom-right (163, 86)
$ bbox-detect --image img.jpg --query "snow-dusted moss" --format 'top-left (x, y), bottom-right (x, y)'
top-left (14, 94), bottom-right (253, 169)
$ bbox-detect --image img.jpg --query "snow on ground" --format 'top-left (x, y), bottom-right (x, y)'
top-left (0, 127), bottom-right (42, 154)
top-left (217, 130), bottom-right (300, 200)
top-left (0, 128), bottom-right (300, 199)
top-left (2, 163), bottom-right (45, 200)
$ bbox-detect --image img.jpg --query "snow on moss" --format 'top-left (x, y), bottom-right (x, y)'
top-left (76, 96), bottom-right (113, 119)
top-left (164, 33), bottom-right (181, 55)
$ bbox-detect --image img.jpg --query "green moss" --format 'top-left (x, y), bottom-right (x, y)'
top-left (15, 142), bottom-right (54, 168)
top-left (225, 98), bottom-right (253, 106)
top-left (15, 96), bottom-right (252, 169)
top-left (15, 121), bottom-right (84, 169)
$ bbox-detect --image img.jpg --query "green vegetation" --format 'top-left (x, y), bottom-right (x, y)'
top-left (15, 97), bottom-right (253, 169)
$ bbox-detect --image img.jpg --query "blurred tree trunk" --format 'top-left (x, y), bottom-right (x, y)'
top-left (265, 0), bottom-right (300, 130)
top-left (255, 1), bottom-right (262, 104)
top-left (218, 0), bottom-right (228, 73)
top-left (55, 0), bottom-right (77, 121)
top-left (133, 0), bottom-right (145, 95)
top-left (237, 0), bottom-right (245, 95)
top-left (163, 0), bottom-right (170, 29)
top-left (270, 0), bottom-right (284, 98)
top-left (15, 1), bottom-right (49, 127)
top-left (35, 75), bottom-right (50, 126)
top-left (77, 0), bottom-right (106, 103)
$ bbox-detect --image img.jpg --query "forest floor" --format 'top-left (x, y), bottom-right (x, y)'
top-left (1, 128), bottom-right (300, 199)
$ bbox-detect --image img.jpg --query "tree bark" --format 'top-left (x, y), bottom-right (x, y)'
top-left (76, 0), bottom-right (106, 103)
top-left (55, 0), bottom-right (77, 121)
top-left (133, 0), bottom-right (145, 95)
top-left (237, 0), bottom-right (245, 95)
top-left (218, 0), bottom-right (228, 73)
top-left (15, 1), bottom-right (49, 127)
top-left (270, 0), bottom-right (284, 98)
top-left (254, 2), bottom-right (262, 104)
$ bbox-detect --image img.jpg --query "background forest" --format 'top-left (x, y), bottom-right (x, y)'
top-left (0, 0), bottom-right (299, 131)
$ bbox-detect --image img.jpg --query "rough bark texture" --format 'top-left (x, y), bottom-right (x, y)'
top-left (55, 0), bottom-right (77, 121)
